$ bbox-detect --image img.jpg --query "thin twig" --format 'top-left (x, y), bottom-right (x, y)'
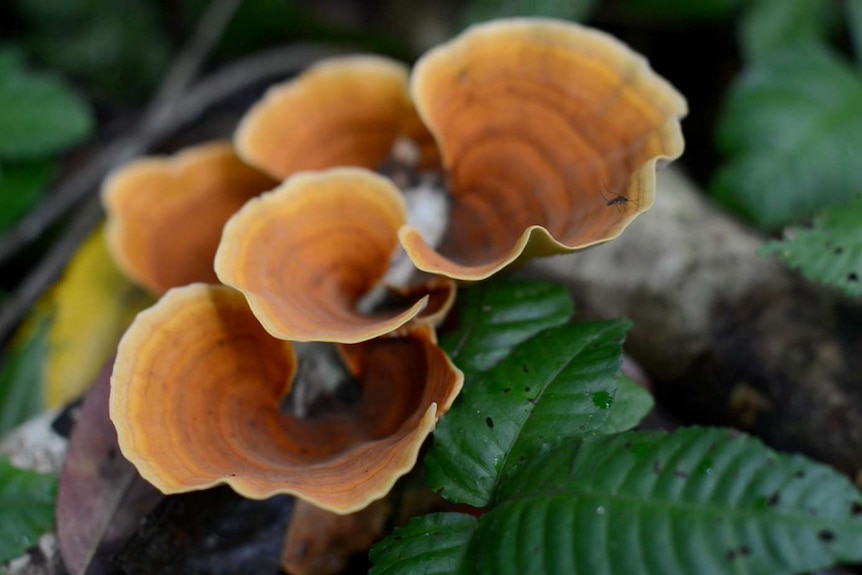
top-left (174, 44), bottom-right (346, 122)
top-left (145, 0), bottom-right (242, 126)
top-left (0, 43), bottom-right (346, 343)
top-left (0, 140), bottom-right (131, 263)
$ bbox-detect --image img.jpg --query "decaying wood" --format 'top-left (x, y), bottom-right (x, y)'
top-left (530, 167), bottom-right (862, 478)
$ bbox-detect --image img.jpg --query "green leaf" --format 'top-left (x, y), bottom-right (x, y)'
top-left (369, 513), bottom-right (478, 575)
top-left (0, 159), bottom-right (54, 233)
top-left (381, 429), bottom-right (862, 574)
top-left (462, 0), bottom-right (597, 26)
top-left (0, 316), bottom-right (48, 435)
top-left (762, 197), bottom-right (862, 296)
top-left (0, 456), bottom-right (57, 562)
top-left (468, 428), bottom-right (862, 574)
top-left (440, 278), bottom-right (573, 376)
top-left (427, 319), bottom-right (630, 507)
top-left (0, 58), bottom-right (93, 160)
top-left (599, 375), bottom-right (654, 434)
top-left (712, 42), bottom-right (862, 229)
top-left (618, 0), bottom-right (743, 21)
top-left (739, 0), bottom-right (841, 64)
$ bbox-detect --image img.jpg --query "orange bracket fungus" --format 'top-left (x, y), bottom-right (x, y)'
top-left (401, 19), bottom-right (687, 280)
top-left (104, 17), bottom-right (686, 517)
top-left (235, 55), bottom-right (439, 179)
top-left (110, 284), bottom-right (463, 513)
top-left (215, 167), bottom-right (441, 343)
top-left (101, 142), bottom-right (277, 294)
top-left (234, 19), bottom-right (686, 282)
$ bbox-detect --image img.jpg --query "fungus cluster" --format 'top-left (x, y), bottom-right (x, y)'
top-left (103, 18), bottom-right (686, 514)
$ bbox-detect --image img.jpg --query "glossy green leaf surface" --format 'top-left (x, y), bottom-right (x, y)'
top-left (465, 428), bottom-right (862, 574)
top-left (0, 457), bottom-right (57, 562)
top-left (712, 43), bottom-right (862, 229)
top-left (762, 197), bottom-right (862, 296)
top-left (380, 429), bottom-right (862, 575)
top-left (369, 513), bottom-right (477, 575)
top-left (427, 319), bottom-right (630, 507)
top-left (599, 375), bottom-right (654, 434)
top-left (439, 278), bottom-right (573, 376)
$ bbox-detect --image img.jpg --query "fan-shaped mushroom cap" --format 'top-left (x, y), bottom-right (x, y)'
top-left (101, 142), bottom-right (277, 294)
top-left (215, 167), bottom-right (427, 343)
top-left (235, 56), bottom-right (437, 180)
top-left (110, 284), bottom-right (463, 513)
top-left (401, 18), bottom-right (688, 280)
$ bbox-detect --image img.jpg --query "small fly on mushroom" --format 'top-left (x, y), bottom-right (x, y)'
top-left (601, 186), bottom-right (632, 213)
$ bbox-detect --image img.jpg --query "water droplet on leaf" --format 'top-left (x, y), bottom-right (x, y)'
top-left (591, 391), bottom-right (613, 409)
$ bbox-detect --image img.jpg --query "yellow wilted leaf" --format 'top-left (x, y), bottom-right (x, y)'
top-left (42, 225), bottom-right (152, 407)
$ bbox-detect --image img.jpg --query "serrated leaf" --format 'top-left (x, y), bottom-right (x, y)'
top-left (0, 315), bottom-right (49, 435)
top-left (599, 375), bottom-right (654, 434)
top-left (618, 0), bottom-right (742, 21)
top-left (0, 60), bottom-right (93, 160)
top-left (462, 0), bottom-right (596, 26)
top-left (739, 0), bottom-right (841, 64)
top-left (369, 513), bottom-right (477, 575)
top-left (0, 159), bottom-right (54, 233)
top-left (427, 319), bottom-right (630, 507)
top-left (380, 429), bottom-right (862, 575)
top-left (440, 278), bottom-right (573, 375)
top-left (464, 428), bottom-right (862, 575)
top-left (761, 197), bottom-right (862, 296)
top-left (712, 42), bottom-right (862, 229)
top-left (0, 456), bottom-right (57, 562)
